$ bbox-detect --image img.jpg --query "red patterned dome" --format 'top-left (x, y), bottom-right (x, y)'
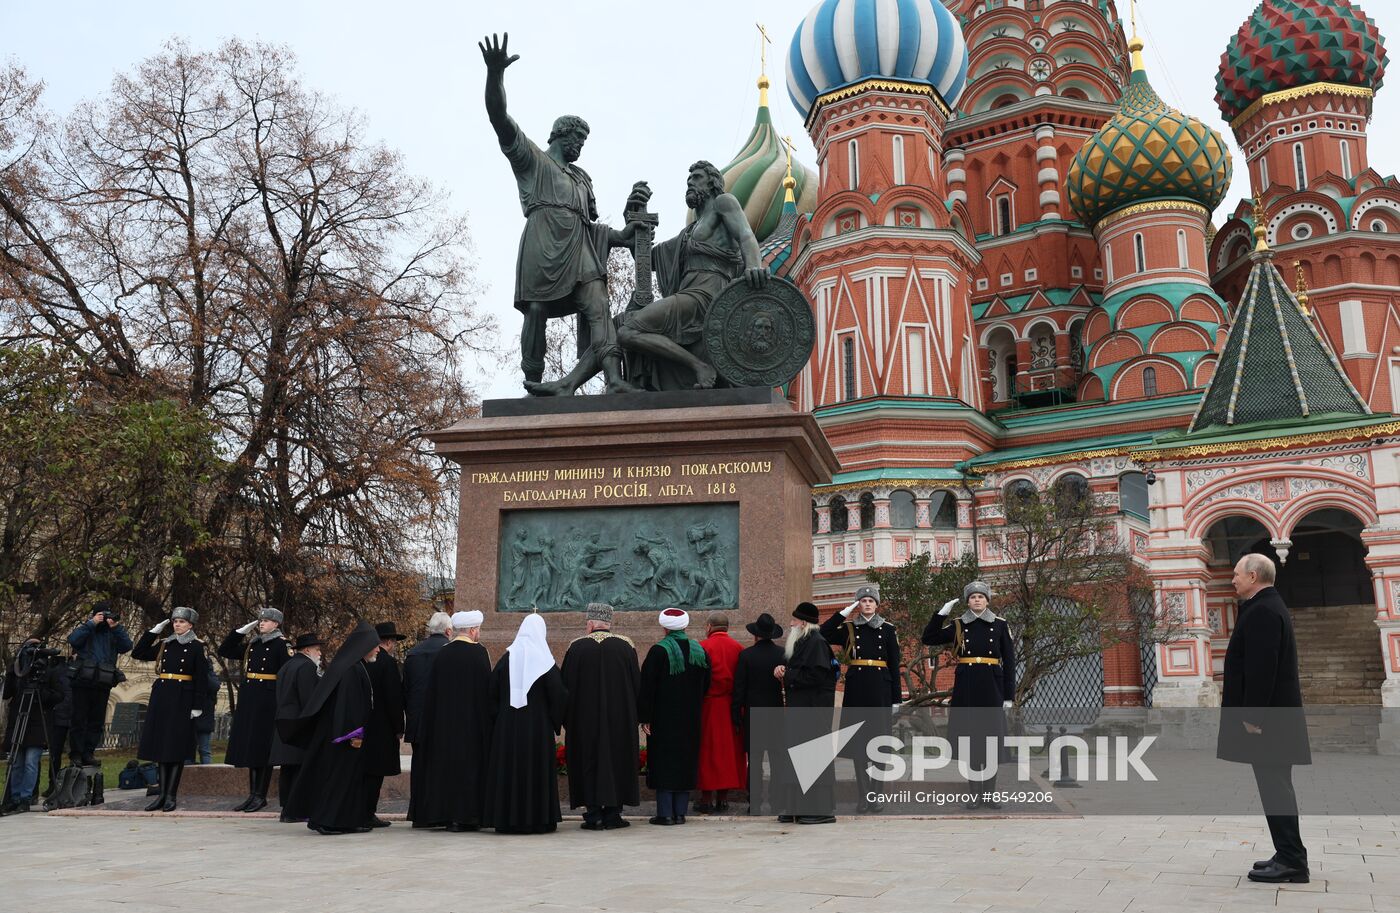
top-left (1217, 0), bottom-right (1387, 123)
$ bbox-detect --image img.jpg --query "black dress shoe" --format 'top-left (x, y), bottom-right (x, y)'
top-left (444, 821), bottom-right (479, 832)
top-left (797, 815), bottom-right (836, 824)
top-left (1252, 856), bottom-right (1276, 870)
top-left (161, 797), bottom-right (178, 812)
top-left (777, 815), bottom-right (795, 823)
top-left (714, 800), bottom-right (729, 813)
top-left (242, 797), bottom-right (269, 814)
top-left (983, 799), bottom-right (1003, 810)
top-left (603, 817), bottom-right (630, 829)
top-left (309, 824), bottom-right (345, 835)
top-left (1247, 861), bottom-right (1309, 884)
top-left (581, 820), bottom-right (605, 831)
top-left (675, 815), bottom-right (686, 824)
top-left (692, 802), bottom-right (714, 814)
top-left (231, 795), bottom-right (255, 812)
top-left (144, 796), bottom-right (166, 812)
top-left (278, 812), bottom-right (300, 823)
top-left (648, 815), bottom-right (676, 826)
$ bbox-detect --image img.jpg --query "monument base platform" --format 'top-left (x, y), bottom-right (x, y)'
top-left (430, 391), bottom-right (838, 657)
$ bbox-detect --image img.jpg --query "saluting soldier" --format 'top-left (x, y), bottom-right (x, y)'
top-left (219, 607), bottom-right (294, 813)
top-left (921, 581), bottom-right (1016, 809)
top-left (820, 584), bottom-right (901, 813)
top-left (131, 607), bottom-right (211, 812)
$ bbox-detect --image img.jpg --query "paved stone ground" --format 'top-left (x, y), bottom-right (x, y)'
top-left (2, 812), bottom-right (1397, 912)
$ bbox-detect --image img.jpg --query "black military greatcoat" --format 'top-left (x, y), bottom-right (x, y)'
top-left (132, 631), bottom-right (211, 763)
top-left (219, 630), bottom-right (294, 768)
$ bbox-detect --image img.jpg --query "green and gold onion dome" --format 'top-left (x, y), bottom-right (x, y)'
top-left (1067, 35), bottom-right (1232, 229)
top-left (720, 75), bottom-right (817, 242)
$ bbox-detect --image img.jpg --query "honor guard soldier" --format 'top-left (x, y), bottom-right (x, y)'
top-left (219, 606), bottom-right (294, 812)
top-left (131, 606), bottom-right (212, 812)
top-left (820, 584), bottom-right (901, 813)
top-left (921, 580), bottom-right (1016, 809)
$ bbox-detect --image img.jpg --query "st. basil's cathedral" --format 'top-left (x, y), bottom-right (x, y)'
top-left (713, 0), bottom-right (1399, 735)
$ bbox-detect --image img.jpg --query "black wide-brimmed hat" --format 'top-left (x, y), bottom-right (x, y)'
top-left (746, 612), bottom-right (784, 640)
top-left (293, 633), bottom-right (325, 650)
top-left (792, 602), bottom-right (820, 624)
top-left (375, 621), bottom-right (407, 641)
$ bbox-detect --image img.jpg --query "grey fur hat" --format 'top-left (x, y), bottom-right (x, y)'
top-left (854, 584), bottom-right (880, 602)
top-left (257, 606), bottom-right (284, 625)
top-left (963, 580), bottom-right (992, 601)
top-left (171, 606), bottom-right (199, 624)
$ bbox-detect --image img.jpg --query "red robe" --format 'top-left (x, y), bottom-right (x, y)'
top-left (696, 631), bottom-right (746, 790)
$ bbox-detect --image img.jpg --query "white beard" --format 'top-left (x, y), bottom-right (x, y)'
top-left (784, 623), bottom-right (820, 659)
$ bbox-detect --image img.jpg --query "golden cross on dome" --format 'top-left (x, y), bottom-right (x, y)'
top-left (757, 22), bottom-right (773, 106)
top-left (1128, 0), bottom-right (1145, 73)
top-left (781, 134), bottom-right (798, 203)
top-left (1253, 199), bottom-right (1269, 251)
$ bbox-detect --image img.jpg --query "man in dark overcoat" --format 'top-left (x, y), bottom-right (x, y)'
top-left (731, 612), bottom-right (786, 815)
top-left (362, 622), bottom-right (406, 828)
top-left (402, 612), bottom-right (451, 746)
top-left (775, 602), bottom-right (838, 824)
top-left (219, 606), bottom-right (294, 812)
top-left (1218, 553), bottom-right (1311, 884)
top-left (271, 633), bottom-right (323, 821)
top-left (561, 603), bottom-right (640, 830)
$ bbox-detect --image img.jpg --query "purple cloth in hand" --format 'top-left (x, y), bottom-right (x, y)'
top-left (333, 726), bottom-right (365, 744)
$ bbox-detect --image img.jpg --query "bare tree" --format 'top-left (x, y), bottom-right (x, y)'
top-left (0, 42), bottom-right (492, 635)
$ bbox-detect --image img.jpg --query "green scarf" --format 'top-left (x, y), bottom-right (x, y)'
top-left (659, 630), bottom-right (708, 675)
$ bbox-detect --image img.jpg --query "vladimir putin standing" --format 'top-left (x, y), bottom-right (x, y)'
top-left (1219, 553), bottom-right (1311, 884)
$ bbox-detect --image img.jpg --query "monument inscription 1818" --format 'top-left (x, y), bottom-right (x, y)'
top-left (430, 33), bottom-right (838, 655)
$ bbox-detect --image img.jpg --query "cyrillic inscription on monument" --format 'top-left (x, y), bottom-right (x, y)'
top-left (497, 504), bottom-right (739, 613)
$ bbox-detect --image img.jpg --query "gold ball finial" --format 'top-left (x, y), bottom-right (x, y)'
top-left (758, 74), bottom-right (770, 90)
top-left (1253, 200), bottom-right (1269, 252)
top-left (1293, 260), bottom-right (1312, 315)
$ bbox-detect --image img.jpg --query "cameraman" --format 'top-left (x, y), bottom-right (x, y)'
top-left (66, 600), bottom-right (133, 766)
top-left (3, 639), bottom-right (70, 813)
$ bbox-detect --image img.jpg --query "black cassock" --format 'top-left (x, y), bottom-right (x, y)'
top-left (561, 632), bottom-right (641, 810)
top-left (269, 653), bottom-right (319, 769)
top-left (219, 630), bottom-right (293, 768)
top-left (483, 654), bottom-right (567, 834)
top-left (364, 651), bottom-right (405, 777)
top-left (638, 639), bottom-right (709, 791)
top-left (409, 639), bottom-right (494, 828)
top-left (283, 661), bottom-right (375, 830)
top-left (132, 631), bottom-right (211, 763)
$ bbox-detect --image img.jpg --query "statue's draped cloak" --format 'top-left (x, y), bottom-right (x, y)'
top-left (503, 122), bottom-right (609, 315)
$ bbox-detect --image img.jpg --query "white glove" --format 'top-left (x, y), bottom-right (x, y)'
top-left (190, 709), bottom-right (203, 718)
top-left (1002, 700), bottom-right (1013, 709)
top-left (150, 619), bottom-right (170, 634)
top-left (939, 598), bottom-right (958, 616)
top-left (891, 704), bottom-right (901, 711)
top-left (236, 620), bottom-right (258, 635)
top-left (840, 600), bottom-right (859, 617)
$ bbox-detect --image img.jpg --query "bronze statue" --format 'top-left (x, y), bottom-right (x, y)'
top-left (618, 161), bottom-right (768, 391)
top-left (479, 33), bottom-right (648, 395)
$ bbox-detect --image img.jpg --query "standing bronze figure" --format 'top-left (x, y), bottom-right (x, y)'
top-left (479, 33), bottom-right (648, 396)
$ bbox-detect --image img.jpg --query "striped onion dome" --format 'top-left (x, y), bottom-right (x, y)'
top-left (720, 104), bottom-right (817, 242)
top-left (786, 0), bottom-right (969, 121)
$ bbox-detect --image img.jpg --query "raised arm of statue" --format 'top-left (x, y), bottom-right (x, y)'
top-left (479, 32), bottom-right (520, 149)
top-left (713, 193), bottom-right (768, 288)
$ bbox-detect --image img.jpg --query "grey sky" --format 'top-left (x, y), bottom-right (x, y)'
top-left (10, 1), bottom-right (1400, 401)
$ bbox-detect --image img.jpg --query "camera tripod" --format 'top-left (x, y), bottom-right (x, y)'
top-left (1, 674), bottom-right (51, 813)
